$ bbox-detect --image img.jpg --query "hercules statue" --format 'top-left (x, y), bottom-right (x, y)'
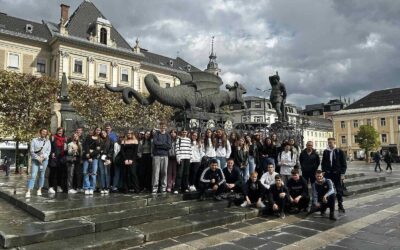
top-left (269, 72), bottom-right (287, 123)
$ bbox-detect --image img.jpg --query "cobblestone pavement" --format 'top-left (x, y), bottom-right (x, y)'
top-left (129, 162), bottom-right (400, 250)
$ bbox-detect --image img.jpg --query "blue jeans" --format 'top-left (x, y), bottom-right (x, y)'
top-left (216, 157), bottom-right (227, 169)
top-left (27, 159), bottom-right (48, 190)
top-left (83, 159), bottom-right (98, 190)
top-left (98, 160), bottom-right (110, 189)
top-left (238, 164), bottom-right (249, 183)
top-left (248, 156), bottom-right (256, 175)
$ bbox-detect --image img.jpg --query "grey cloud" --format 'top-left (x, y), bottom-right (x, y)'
top-left (1, 0), bottom-right (399, 107)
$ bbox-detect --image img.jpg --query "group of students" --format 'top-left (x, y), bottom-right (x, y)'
top-left (24, 122), bottom-right (347, 221)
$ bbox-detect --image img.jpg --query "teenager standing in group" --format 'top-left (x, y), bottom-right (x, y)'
top-left (120, 130), bottom-right (140, 193)
top-left (26, 128), bottom-right (51, 198)
top-left (82, 127), bottom-right (102, 195)
top-left (174, 129), bottom-right (192, 194)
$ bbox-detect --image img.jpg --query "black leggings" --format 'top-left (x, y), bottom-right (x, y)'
top-left (121, 163), bottom-right (140, 192)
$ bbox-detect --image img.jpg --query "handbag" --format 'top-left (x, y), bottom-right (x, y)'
top-left (48, 158), bottom-right (57, 168)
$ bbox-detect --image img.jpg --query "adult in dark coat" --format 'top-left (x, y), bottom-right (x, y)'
top-left (299, 141), bottom-right (320, 184)
top-left (321, 138), bottom-right (347, 213)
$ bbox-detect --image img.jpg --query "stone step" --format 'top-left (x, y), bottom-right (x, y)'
top-left (20, 227), bottom-right (144, 250)
top-left (85, 200), bottom-right (231, 232)
top-left (0, 187), bottom-right (196, 221)
top-left (0, 198), bottom-right (95, 249)
top-left (345, 173), bottom-right (366, 179)
top-left (347, 179), bottom-right (400, 196)
top-left (20, 208), bottom-right (257, 250)
top-left (345, 176), bottom-right (386, 187)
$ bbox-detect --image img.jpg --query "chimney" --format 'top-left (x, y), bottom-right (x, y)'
top-left (60, 4), bottom-right (70, 26)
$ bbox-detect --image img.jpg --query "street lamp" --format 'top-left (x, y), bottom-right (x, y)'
top-left (256, 88), bottom-right (270, 125)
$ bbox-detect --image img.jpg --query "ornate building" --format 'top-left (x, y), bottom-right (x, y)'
top-left (0, 1), bottom-right (199, 90)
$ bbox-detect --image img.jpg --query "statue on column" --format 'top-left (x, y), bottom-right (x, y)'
top-left (269, 72), bottom-right (287, 123)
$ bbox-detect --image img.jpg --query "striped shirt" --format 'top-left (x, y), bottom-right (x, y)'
top-left (176, 137), bottom-right (192, 162)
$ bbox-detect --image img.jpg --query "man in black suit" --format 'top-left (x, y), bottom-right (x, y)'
top-left (321, 138), bottom-right (347, 213)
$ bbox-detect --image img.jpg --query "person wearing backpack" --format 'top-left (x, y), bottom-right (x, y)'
top-left (277, 142), bottom-right (297, 184)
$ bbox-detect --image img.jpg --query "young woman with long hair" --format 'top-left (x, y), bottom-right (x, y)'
top-left (120, 130), bottom-right (140, 193)
top-left (233, 137), bottom-right (249, 182)
top-left (138, 130), bottom-right (153, 192)
top-left (99, 130), bottom-right (114, 194)
top-left (215, 129), bottom-right (231, 169)
top-left (189, 131), bottom-right (204, 191)
top-left (174, 128), bottom-right (192, 194)
top-left (82, 127), bottom-right (102, 195)
top-left (66, 133), bottom-right (82, 194)
top-left (167, 129), bottom-right (177, 192)
top-left (49, 127), bottom-right (68, 194)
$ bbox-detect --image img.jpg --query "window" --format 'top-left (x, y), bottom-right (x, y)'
top-left (74, 59), bottom-right (83, 73)
top-left (254, 116), bottom-right (263, 122)
top-left (99, 64), bottom-right (107, 78)
top-left (340, 121), bottom-right (346, 129)
top-left (380, 118), bottom-right (386, 126)
top-left (54, 59), bottom-right (57, 73)
top-left (353, 120), bottom-right (358, 128)
top-left (341, 136), bottom-right (346, 144)
top-left (267, 103), bottom-right (272, 109)
top-left (8, 53), bottom-right (19, 68)
top-left (397, 116), bottom-right (400, 125)
top-left (312, 110), bottom-right (320, 116)
top-left (254, 101), bottom-right (261, 108)
top-left (36, 58), bottom-right (46, 73)
top-left (121, 68), bottom-right (129, 82)
top-left (165, 83), bottom-right (170, 88)
top-left (367, 119), bottom-right (372, 126)
top-left (100, 28), bottom-right (107, 45)
top-left (381, 134), bottom-right (387, 143)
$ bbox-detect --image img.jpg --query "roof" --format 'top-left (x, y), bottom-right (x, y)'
top-left (0, 13), bottom-right (51, 41)
top-left (304, 103), bottom-right (324, 112)
top-left (141, 51), bottom-right (200, 72)
top-left (345, 88), bottom-right (400, 110)
top-left (65, 1), bottom-right (131, 50)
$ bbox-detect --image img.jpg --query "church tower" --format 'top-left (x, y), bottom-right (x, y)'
top-left (205, 36), bottom-right (221, 76)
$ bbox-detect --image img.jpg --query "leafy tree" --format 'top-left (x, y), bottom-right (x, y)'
top-left (68, 83), bottom-right (174, 132)
top-left (0, 70), bottom-right (59, 172)
top-left (355, 125), bottom-right (380, 161)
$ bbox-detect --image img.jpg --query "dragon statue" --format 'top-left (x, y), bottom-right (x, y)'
top-left (106, 71), bottom-right (246, 113)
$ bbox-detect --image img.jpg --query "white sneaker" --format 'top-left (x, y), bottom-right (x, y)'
top-left (84, 190), bottom-right (90, 195)
top-left (104, 190), bottom-right (109, 194)
top-left (48, 187), bottom-right (56, 194)
top-left (100, 190), bottom-right (105, 194)
top-left (173, 190), bottom-right (179, 194)
top-left (57, 186), bottom-right (63, 193)
top-left (68, 189), bottom-right (77, 194)
top-left (37, 189), bottom-right (42, 196)
top-left (25, 191), bottom-right (31, 198)
top-left (189, 185), bottom-right (197, 192)
top-left (241, 201), bottom-right (248, 208)
top-left (89, 190), bottom-right (94, 195)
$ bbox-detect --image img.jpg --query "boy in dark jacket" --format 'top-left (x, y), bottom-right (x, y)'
top-left (199, 159), bottom-right (226, 201)
top-left (223, 158), bottom-right (242, 193)
top-left (241, 171), bottom-right (266, 208)
top-left (308, 170), bottom-right (337, 220)
top-left (286, 169), bottom-right (309, 213)
top-left (268, 175), bottom-right (288, 219)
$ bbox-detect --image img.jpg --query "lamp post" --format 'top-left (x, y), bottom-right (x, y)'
top-left (256, 88), bottom-right (270, 125)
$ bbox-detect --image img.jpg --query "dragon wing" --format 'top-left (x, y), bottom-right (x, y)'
top-left (187, 71), bottom-right (223, 96)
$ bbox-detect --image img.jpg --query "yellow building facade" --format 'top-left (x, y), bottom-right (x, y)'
top-left (332, 88), bottom-right (400, 159)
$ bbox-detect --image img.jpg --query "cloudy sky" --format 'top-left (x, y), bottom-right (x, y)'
top-left (2, 0), bottom-right (400, 107)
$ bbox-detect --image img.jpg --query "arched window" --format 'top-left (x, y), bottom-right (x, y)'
top-left (100, 28), bottom-right (107, 45)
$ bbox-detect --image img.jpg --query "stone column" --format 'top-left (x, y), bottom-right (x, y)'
top-left (60, 51), bottom-right (69, 79)
top-left (133, 65), bottom-right (140, 91)
top-left (88, 57), bottom-right (95, 86)
top-left (389, 116), bottom-right (395, 144)
top-left (112, 61), bottom-right (118, 87)
top-left (347, 120), bottom-right (352, 146)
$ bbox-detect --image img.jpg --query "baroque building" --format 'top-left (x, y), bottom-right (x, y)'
top-left (0, 1), bottom-right (199, 91)
top-left (332, 88), bottom-right (400, 160)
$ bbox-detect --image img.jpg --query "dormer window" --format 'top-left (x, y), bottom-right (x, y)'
top-left (25, 24), bottom-right (33, 33)
top-left (100, 28), bottom-right (107, 45)
top-left (169, 60), bottom-right (173, 67)
top-left (186, 65), bottom-right (191, 71)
